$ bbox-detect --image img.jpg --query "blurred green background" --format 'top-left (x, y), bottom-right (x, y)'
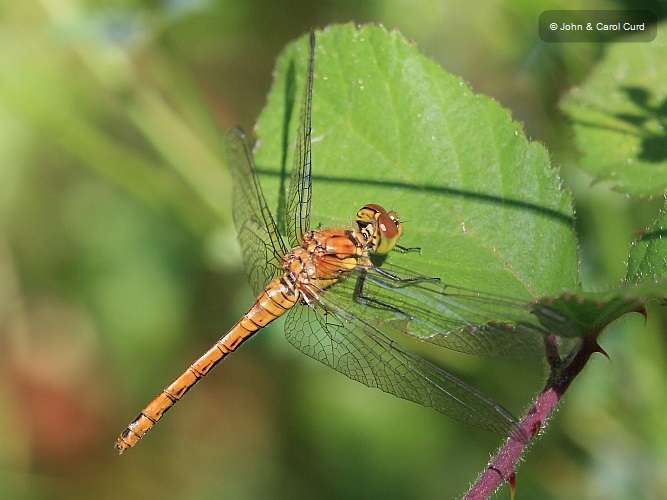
top-left (1, 1), bottom-right (666, 499)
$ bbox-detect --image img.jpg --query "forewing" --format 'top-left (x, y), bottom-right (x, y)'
top-left (286, 30), bottom-right (315, 246)
top-left (284, 292), bottom-right (523, 438)
top-left (323, 263), bottom-right (548, 358)
top-left (224, 128), bottom-right (287, 294)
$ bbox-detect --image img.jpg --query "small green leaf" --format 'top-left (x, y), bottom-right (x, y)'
top-left (532, 199), bottom-right (667, 339)
top-left (627, 199), bottom-right (667, 287)
top-left (253, 24), bottom-right (578, 304)
top-left (533, 292), bottom-right (646, 340)
top-left (560, 27), bottom-right (667, 196)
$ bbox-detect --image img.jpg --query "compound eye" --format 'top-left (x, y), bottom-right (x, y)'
top-left (377, 212), bottom-right (399, 239)
top-left (375, 210), bottom-right (403, 255)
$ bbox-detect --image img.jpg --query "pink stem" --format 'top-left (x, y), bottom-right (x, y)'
top-left (465, 334), bottom-right (602, 499)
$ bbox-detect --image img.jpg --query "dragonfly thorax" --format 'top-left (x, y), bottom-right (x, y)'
top-left (280, 204), bottom-right (403, 300)
top-left (283, 229), bottom-right (366, 294)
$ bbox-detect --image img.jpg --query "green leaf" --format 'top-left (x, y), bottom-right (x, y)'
top-left (252, 24), bottom-right (578, 305)
top-left (560, 26), bottom-right (667, 196)
top-left (532, 291), bottom-right (646, 340)
top-left (627, 199), bottom-right (667, 287)
top-left (532, 196), bottom-right (667, 340)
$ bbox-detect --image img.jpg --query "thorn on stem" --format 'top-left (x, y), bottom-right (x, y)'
top-left (531, 420), bottom-right (542, 437)
top-left (636, 305), bottom-right (648, 324)
top-left (594, 342), bottom-right (612, 362)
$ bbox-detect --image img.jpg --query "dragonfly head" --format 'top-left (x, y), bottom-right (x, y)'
top-left (356, 204), bottom-right (403, 255)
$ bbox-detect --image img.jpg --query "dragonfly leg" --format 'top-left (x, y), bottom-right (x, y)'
top-left (353, 267), bottom-right (410, 316)
top-left (369, 266), bottom-right (441, 286)
top-left (394, 244), bottom-right (422, 254)
top-left (351, 265), bottom-right (442, 320)
top-left (352, 267), bottom-right (440, 319)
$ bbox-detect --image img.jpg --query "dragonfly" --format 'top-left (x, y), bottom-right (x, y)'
top-left (115, 31), bottom-right (550, 454)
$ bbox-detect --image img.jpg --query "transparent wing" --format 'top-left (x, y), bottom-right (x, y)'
top-left (325, 263), bottom-right (549, 359)
top-left (224, 128), bottom-right (288, 295)
top-left (286, 30), bottom-right (315, 246)
top-left (284, 290), bottom-right (523, 439)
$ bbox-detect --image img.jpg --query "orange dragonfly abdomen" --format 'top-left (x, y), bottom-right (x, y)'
top-left (114, 276), bottom-right (299, 453)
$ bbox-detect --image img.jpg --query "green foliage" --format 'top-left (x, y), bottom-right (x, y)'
top-left (561, 25), bottom-right (667, 196)
top-left (254, 25), bottom-right (578, 302)
top-left (254, 25), bottom-right (667, 351)
top-left (628, 203), bottom-right (667, 285)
